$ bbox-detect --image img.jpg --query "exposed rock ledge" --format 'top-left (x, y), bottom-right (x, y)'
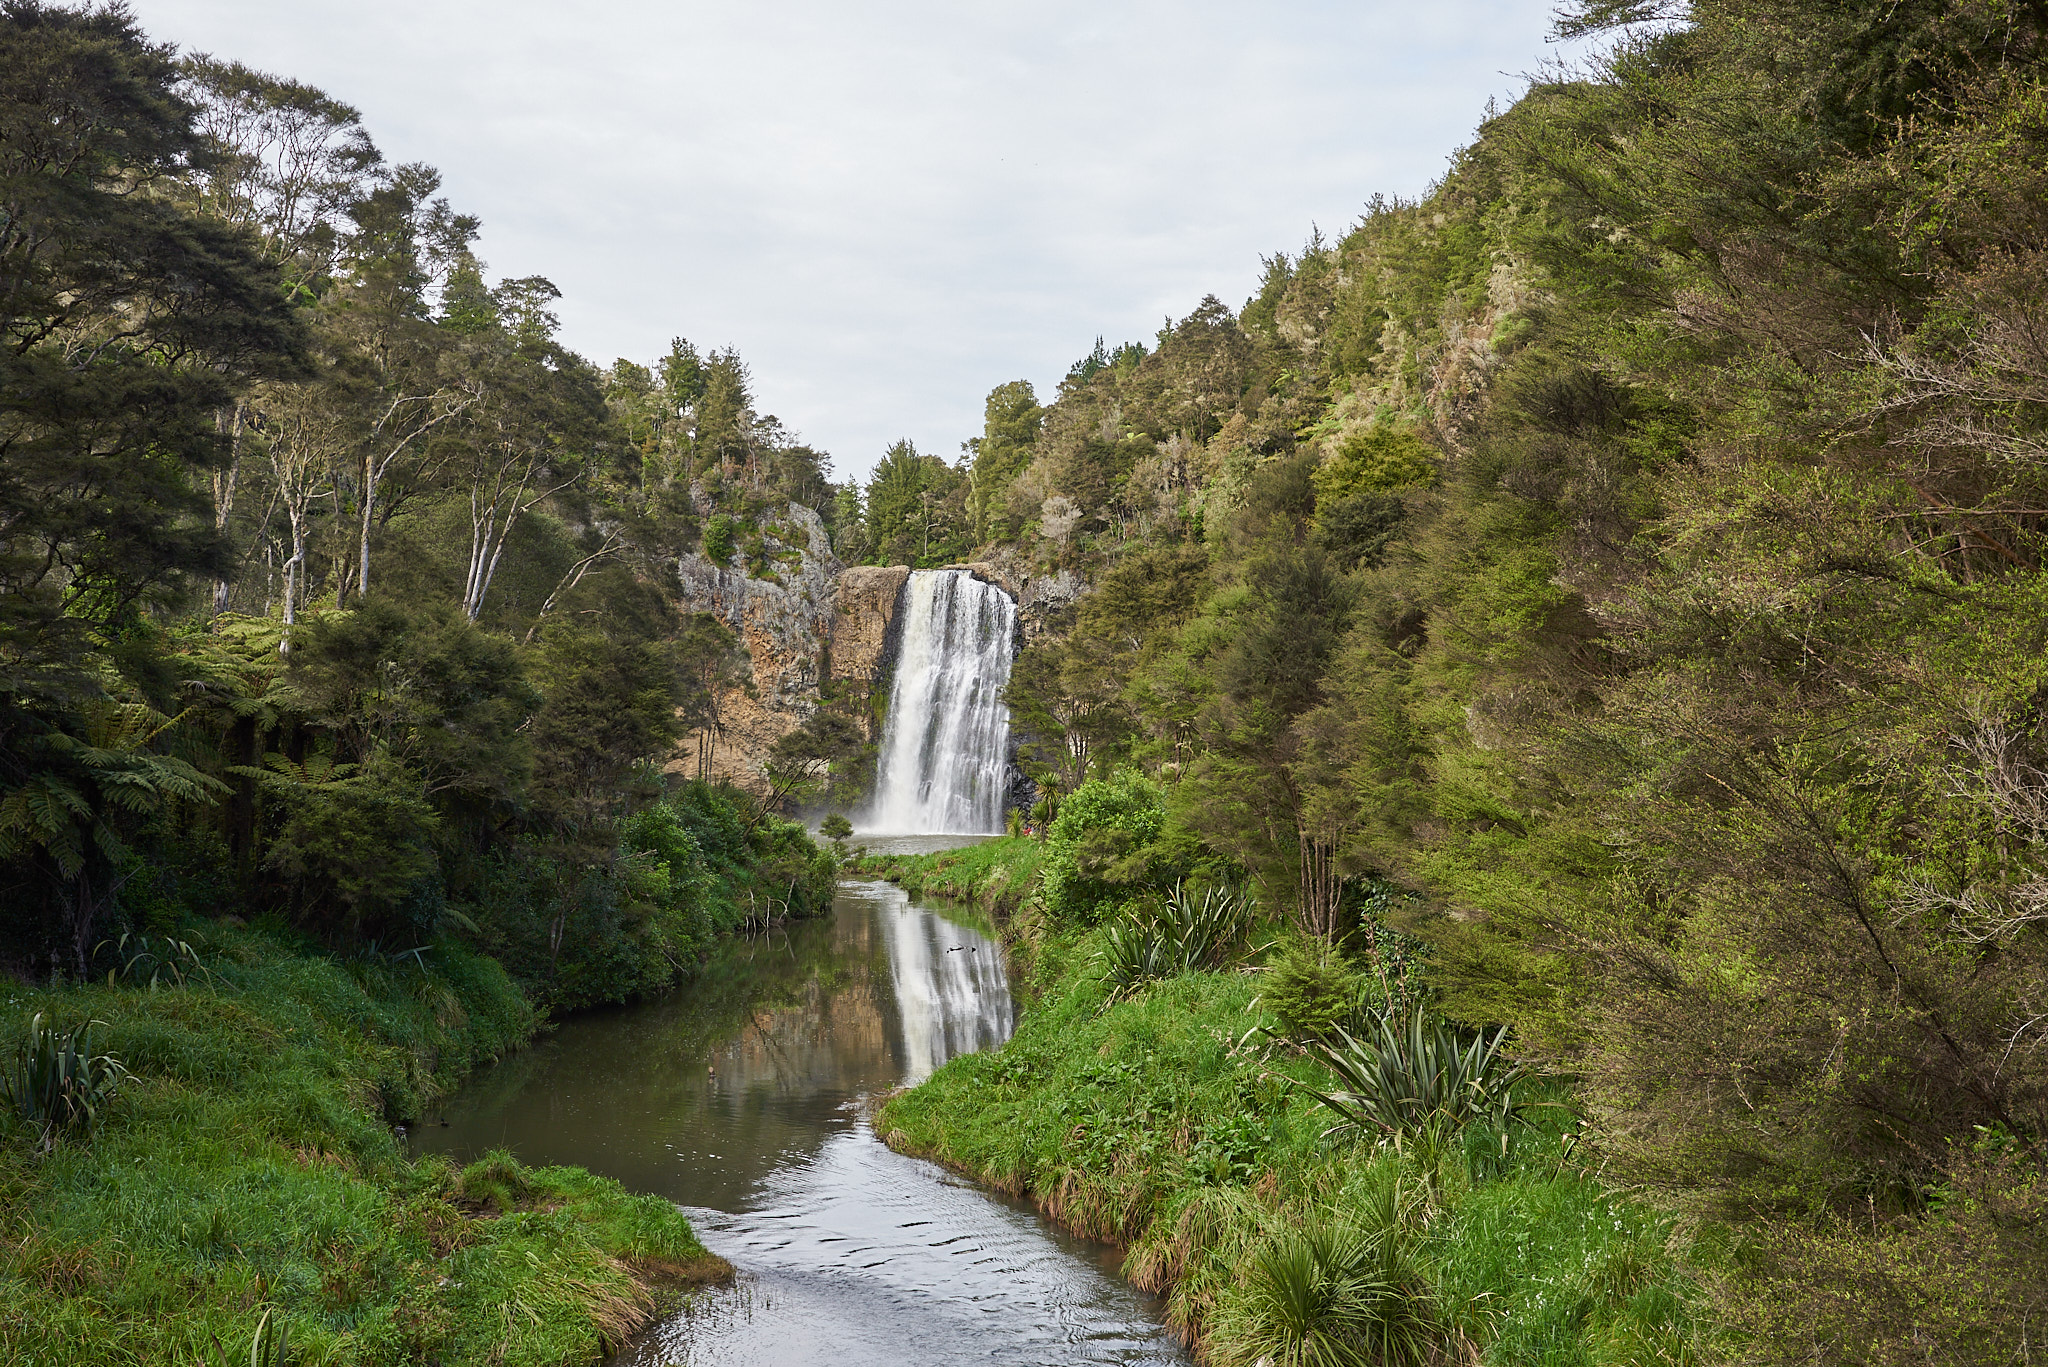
top-left (829, 565), bottom-right (911, 689)
top-left (666, 521), bottom-right (919, 797)
top-left (946, 552), bottom-right (1084, 640)
top-left (666, 539), bottom-right (1078, 796)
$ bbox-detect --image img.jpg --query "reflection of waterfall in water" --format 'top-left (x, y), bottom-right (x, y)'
top-left (863, 569), bottom-right (1017, 835)
top-left (882, 898), bottom-right (1013, 1084)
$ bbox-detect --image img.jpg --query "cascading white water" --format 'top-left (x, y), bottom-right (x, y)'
top-left (862, 569), bottom-right (1017, 835)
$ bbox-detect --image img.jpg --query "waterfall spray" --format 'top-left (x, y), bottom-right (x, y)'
top-left (863, 569), bottom-right (1017, 834)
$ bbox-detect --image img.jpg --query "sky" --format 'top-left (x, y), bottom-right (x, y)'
top-left (130, 1), bottom-right (1584, 484)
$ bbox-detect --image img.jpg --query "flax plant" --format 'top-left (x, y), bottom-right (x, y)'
top-left (1098, 882), bottom-right (1252, 1000)
top-left (0, 1013), bottom-right (127, 1152)
top-left (1295, 1004), bottom-right (1528, 1141)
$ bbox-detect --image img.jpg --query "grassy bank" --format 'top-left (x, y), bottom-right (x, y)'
top-left (849, 837), bottom-right (1044, 929)
top-left (0, 926), bottom-right (726, 1367)
top-left (867, 844), bottom-right (1715, 1365)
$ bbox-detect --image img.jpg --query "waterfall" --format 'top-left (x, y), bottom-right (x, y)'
top-left (862, 569), bottom-right (1017, 835)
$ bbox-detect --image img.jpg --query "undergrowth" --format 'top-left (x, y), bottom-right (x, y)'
top-left (0, 925), bottom-right (726, 1366)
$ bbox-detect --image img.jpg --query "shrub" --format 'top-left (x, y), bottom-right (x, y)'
top-left (1042, 769), bottom-right (1169, 923)
top-left (1296, 1004), bottom-right (1529, 1140)
top-left (820, 812), bottom-right (853, 858)
top-left (0, 1012), bottom-right (127, 1151)
top-left (1207, 1205), bottom-right (1437, 1367)
top-left (1099, 881), bottom-right (1252, 999)
top-left (1261, 936), bottom-right (1370, 1040)
top-left (701, 513), bottom-right (739, 566)
top-left (93, 930), bottom-right (215, 992)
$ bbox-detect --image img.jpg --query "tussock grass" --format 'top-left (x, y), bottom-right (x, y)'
top-left (876, 852), bottom-right (1715, 1365)
top-left (0, 926), bottom-right (722, 1366)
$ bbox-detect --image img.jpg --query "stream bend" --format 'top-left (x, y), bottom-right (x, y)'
top-left (416, 876), bottom-right (1189, 1366)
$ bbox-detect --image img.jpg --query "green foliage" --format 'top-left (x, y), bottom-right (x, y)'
top-left (200, 1307), bottom-right (292, 1367)
top-left (0, 925), bottom-right (722, 1364)
top-left (451, 1148), bottom-right (545, 1214)
top-left (464, 780), bottom-right (833, 1011)
top-left (1260, 937), bottom-right (1369, 1041)
top-left (854, 836), bottom-right (1047, 924)
top-left (967, 380), bottom-right (1044, 541)
top-left (701, 513), bottom-right (739, 566)
top-left (938, 3), bottom-right (2048, 1352)
top-left (877, 841), bottom-right (1704, 1363)
top-left (0, 0), bottom-right (850, 991)
top-left (765, 707), bottom-right (867, 811)
top-left (1312, 425), bottom-right (1434, 503)
top-left (0, 1013), bottom-right (127, 1153)
top-left (0, 695), bottom-right (228, 974)
top-left (23, 0), bottom-right (2048, 1356)
top-left (1041, 769), bottom-right (1174, 924)
top-left (865, 439), bottom-right (971, 566)
top-left (261, 750), bottom-right (440, 933)
top-left (282, 599), bottom-right (535, 797)
top-left (93, 931), bottom-right (215, 993)
top-left (1207, 1206), bottom-right (1436, 1367)
top-left (1097, 882), bottom-right (1252, 999)
top-left (1294, 1006), bottom-right (1530, 1142)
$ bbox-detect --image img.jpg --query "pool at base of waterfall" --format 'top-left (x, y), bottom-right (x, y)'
top-left (412, 877), bottom-right (1189, 1367)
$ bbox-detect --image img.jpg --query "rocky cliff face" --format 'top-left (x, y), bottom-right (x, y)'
top-left (827, 565), bottom-right (910, 692)
top-left (668, 503), bottom-right (839, 794)
top-left (666, 529), bottom-right (1057, 798)
top-left (667, 516), bottom-right (922, 797)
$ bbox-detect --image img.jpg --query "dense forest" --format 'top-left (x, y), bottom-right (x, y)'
top-left (0, 2), bottom-right (840, 1011)
top-left (866, 0), bottom-right (2048, 1360)
top-left (0, 6), bottom-right (849, 1359)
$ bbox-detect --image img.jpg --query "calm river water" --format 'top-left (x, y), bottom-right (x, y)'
top-left (413, 871), bottom-right (1190, 1366)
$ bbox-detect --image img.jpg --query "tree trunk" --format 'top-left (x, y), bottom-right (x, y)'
top-left (211, 401), bottom-right (245, 616)
top-left (280, 504), bottom-right (307, 653)
top-left (1298, 834), bottom-right (1342, 941)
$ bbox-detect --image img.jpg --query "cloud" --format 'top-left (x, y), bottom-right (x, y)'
top-left (134, 0), bottom-right (1579, 480)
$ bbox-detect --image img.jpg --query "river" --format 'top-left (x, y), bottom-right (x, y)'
top-left (413, 870), bottom-right (1190, 1366)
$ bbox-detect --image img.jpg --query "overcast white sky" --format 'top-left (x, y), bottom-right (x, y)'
top-left (130, 1), bottom-right (1580, 483)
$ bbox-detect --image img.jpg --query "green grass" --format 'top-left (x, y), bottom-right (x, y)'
top-left (852, 836), bottom-right (1046, 923)
top-left (871, 847), bottom-right (1715, 1365)
top-left (0, 926), bottom-right (725, 1366)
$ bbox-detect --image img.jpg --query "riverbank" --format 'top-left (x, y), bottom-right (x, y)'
top-left (416, 876), bottom-right (1190, 1366)
top-left (849, 838), bottom-right (1043, 924)
top-left (0, 925), bottom-right (728, 1367)
top-left (863, 841), bottom-right (1716, 1364)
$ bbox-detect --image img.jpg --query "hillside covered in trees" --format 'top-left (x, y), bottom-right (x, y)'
top-left (0, 5), bottom-right (851, 1358)
top-left (871, 0), bottom-right (2048, 1359)
top-left (0, 2), bottom-right (842, 1009)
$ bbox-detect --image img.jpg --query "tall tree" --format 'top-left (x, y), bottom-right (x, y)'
top-left (0, 0), bottom-right (303, 968)
top-left (966, 380), bottom-right (1042, 541)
